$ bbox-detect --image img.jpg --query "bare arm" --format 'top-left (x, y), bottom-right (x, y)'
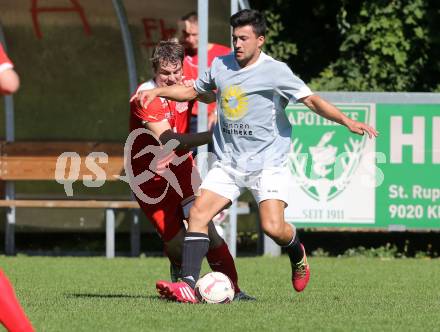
top-left (131, 85), bottom-right (199, 109)
top-left (0, 68), bottom-right (20, 95)
top-left (182, 79), bottom-right (216, 104)
top-left (144, 120), bottom-right (212, 150)
top-left (300, 94), bottom-right (379, 138)
top-left (184, 81), bottom-right (217, 129)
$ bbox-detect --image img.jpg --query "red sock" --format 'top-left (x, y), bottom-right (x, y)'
top-left (163, 245), bottom-right (181, 268)
top-left (206, 241), bottom-right (241, 293)
top-left (0, 270), bottom-right (34, 332)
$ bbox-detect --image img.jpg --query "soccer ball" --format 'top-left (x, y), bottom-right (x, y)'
top-left (195, 272), bottom-right (235, 304)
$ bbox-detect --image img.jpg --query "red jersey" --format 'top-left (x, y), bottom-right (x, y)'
top-left (129, 80), bottom-right (201, 241)
top-left (129, 80), bottom-right (194, 184)
top-left (183, 43), bottom-right (230, 116)
top-left (0, 44), bottom-right (13, 74)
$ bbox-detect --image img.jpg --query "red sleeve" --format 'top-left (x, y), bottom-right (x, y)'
top-left (0, 44), bottom-right (13, 73)
top-left (183, 55), bottom-right (198, 81)
top-left (208, 44), bottom-right (231, 65)
top-left (132, 97), bottom-right (167, 123)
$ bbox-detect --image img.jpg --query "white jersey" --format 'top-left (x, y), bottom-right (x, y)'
top-left (194, 51), bottom-right (313, 171)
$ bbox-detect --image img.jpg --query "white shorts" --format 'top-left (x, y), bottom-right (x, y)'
top-left (199, 161), bottom-right (290, 206)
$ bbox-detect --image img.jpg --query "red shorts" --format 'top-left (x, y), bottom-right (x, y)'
top-left (135, 167), bottom-right (201, 242)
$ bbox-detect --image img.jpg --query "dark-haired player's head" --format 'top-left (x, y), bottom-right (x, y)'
top-left (178, 11), bottom-right (199, 54)
top-left (230, 9), bottom-right (266, 37)
top-left (230, 9), bottom-right (266, 67)
top-left (151, 40), bottom-right (184, 87)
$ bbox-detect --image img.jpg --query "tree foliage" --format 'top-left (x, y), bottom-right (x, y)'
top-left (253, 0), bottom-right (341, 82)
top-left (309, 0), bottom-right (430, 91)
top-left (253, 0), bottom-right (439, 92)
top-left (262, 10), bottom-right (297, 61)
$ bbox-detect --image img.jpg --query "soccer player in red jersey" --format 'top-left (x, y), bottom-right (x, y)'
top-left (178, 12), bottom-right (231, 131)
top-left (128, 40), bottom-right (253, 301)
top-left (0, 43), bottom-right (34, 332)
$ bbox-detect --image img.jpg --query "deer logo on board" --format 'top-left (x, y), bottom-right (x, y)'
top-left (287, 105), bottom-right (370, 202)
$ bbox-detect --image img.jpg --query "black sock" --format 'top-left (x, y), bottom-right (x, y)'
top-left (181, 232), bottom-right (210, 289)
top-left (284, 233), bottom-right (304, 265)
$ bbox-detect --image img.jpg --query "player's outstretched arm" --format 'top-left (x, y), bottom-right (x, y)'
top-left (145, 120), bottom-right (212, 151)
top-left (300, 94), bottom-right (379, 138)
top-left (181, 79), bottom-right (215, 105)
top-left (131, 85), bottom-right (199, 109)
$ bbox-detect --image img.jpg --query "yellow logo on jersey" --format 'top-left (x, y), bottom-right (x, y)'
top-left (221, 85), bottom-right (248, 120)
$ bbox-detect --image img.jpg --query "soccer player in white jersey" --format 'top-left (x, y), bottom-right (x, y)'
top-left (133, 9), bottom-right (378, 303)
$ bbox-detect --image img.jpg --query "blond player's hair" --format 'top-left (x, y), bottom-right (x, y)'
top-left (150, 40), bottom-right (184, 73)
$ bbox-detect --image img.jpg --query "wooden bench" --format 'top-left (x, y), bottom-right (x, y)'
top-left (0, 141), bottom-right (140, 258)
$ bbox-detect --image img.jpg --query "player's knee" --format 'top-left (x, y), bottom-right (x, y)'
top-left (188, 204), bottom-right (210, 226)
top-left (261, 217), bottom-right (284, 241)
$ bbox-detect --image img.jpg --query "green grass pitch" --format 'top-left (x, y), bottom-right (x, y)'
top-left (1, 256), bottom-right (439, 331)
